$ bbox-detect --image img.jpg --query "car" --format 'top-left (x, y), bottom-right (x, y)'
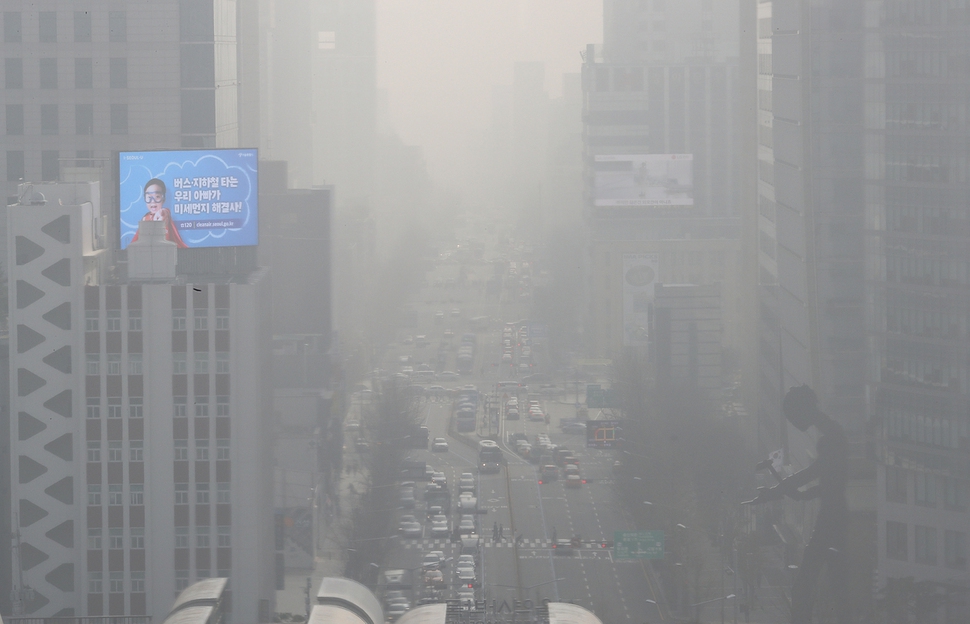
top-left (456, 567), bottom-right (476, 586)
top-left (400, 520), bottom-right (423, 538)
top-left (424, 464), bottom-right (436, 480)
top-left (355, 439), bottom-right (370, 452)
top-left (438, 371), bottom-right (459, 381)
top-left (456, 588), bottom-right (475, 605)
top-left (506, 408), bottom-right (519, 420)
top-left (386, 603), bottom-right (409, 621)
top-left (540, 465), bottom-right (558, 483)
top-left (383, 570), bottom-right (408, 587)
top-left (422, 551), bottom-right (445, 570)
top-left (423, 569), bottom-right (445, 588)
top-left (399, 487), bottom-right (416, 508)
top-left (458, 554), bottom-right (476, 569)
top-left (432, 471), bottom-right (447, 485)
top-left (528, 410), bottom-right (545, 422)
top-left (501, 353), bottom-right (513, 364)
top-left (402, 336), bottom-right (414, 346)
top-left (426, 504), bottom-right (445, 520)
top-left (451, 308), bottom-right (461, 317)
top-left (565, 474), bottom-right (583, 488)
top-left (459, 473), bottom-right (475, 492)
top-left (432, 438), bottom-right (449, 452)
top-left (430, 517), bottom-right (450, 537)
top-left (435, 311), bottom-right (445, 323)
top-left (564, 463), bottom-right (580, 476)
top-left (561, 421), bottom-right (587, 435)
top-left (458, 515), bottom-right (476, 534)
top-left (344, 421), bottom-right (360, 432)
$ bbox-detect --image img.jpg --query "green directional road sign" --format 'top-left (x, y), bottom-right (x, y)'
top-left (614, 530), bottom-right (664, 560)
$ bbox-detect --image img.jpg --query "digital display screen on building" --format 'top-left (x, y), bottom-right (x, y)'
top-left (119, 149), bottom-right (259, 250)
top-left (594, 154), bottom-right (693, 207)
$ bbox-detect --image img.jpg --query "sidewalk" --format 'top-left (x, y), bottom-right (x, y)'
top-left (274, 456), bottom-right (371, 617)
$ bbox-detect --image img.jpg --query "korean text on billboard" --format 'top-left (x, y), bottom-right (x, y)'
top-left (594, 154), bottom-right (693, 207)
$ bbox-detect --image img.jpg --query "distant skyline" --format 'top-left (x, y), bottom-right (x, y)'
top-left (376, 0), bottom-right (602, 187)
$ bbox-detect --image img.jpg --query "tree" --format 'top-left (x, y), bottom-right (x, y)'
top-left (873, 577), bottom-right (950, 624)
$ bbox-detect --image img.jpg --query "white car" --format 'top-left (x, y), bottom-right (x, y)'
top-left (430, 518), bottom-right (450, 537)
top-left (459, 474), bottom-right (475, 492)
top-left (437, 371), bottom-right (459, 381)
top-left (422, 552), bottom-right (442, 570)
top-left (458, 515), bottom-right (476, 534)
top-left (456, 566), bottom-right (476, 585)
top-left (432, 438), bottom-right (449, 452)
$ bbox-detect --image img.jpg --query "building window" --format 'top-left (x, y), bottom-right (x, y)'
top-left (75, 58), bottom-right (93, 88)
top-left (173, 309), bottom-right (187, 330)
top-left (194, 352), bottom-right (209, 374)
top-left (130, 528), bottom-right (144, 550)
top-left (216, 482), bottom-right (230, 504)
top-left (195, 439), bottom-right (209, 461)
top-left (107, 398), bottom-right (122, 418)
top-left (175, 483), bottom-right (189, 505)
top-left (915, 472), bottom-right (936, 507)
top-left (174, 396), bottom-right (188, 416)
top-left (108, 11), bottom-right (126, 42)
top-left (128, 354), bottom-right (142, 375)
top-left (41, 150), bottom-right (59, 182)
top-left (945, 531), bottom-right (967, 569)
top-left (107, 441), bottom-right (122, 462)
top-left (217, 396), bottom-right (229, 416)
top-left (108, 528), bottom-right (123, 550)
top-left (6, 104), bottom-right (23, 135)
top-left (108, 484), bottom-right (123, 506)
top-left (173, 353), bottom-right (187, 374)
top-left (87, 485), bottom-right (101, 506)
top-left (886, 466), bottom-right (907, 503)
top-left (110, 104), bottom-right (127, 134)
top-left (74, 11), bottom-right (92, 42)
top-left (106, 310), bottom-right (121, 331)
top-left (130, 484), bottom-right (144, 505)
top-left (175, 527), bottom-right (189, 549)
top-left (215, 309), bottom-right (229, 329)
top-left (7, 150), bottom-right (24, 181)
top-left (196, 483), bottom-right (209, 504)
top-left (131, 571), bottom-right (145, 593)
top-left (175, 570), bottom-right (190, 592)
top-left (39, 11), bottom-right (56, 42)
top-left (39, 58), bottom-right (57, 89)
top-left (195, 402), bottom-right (209, 417)
top-left (87, 441), bottom-right (101, 462)
top-left (85, 309), bottom-right (99, 331)
top-left (943, 477), bottom-right (967, 511)
top-left (174, 440), bottom-right (188, 462)
top-left (194, 309), bottom-right (208, 330)
top-left (217, 526), bottom-right (230, 547)
top-left (129, 398), bottom-right (143, 419)
top-left (5, 58), bottom-right (23, 89)
top-left (76, 104), bottom-right (94, 135)
top-left (130, 440), bottom-right (143, 461)
top-left (88, 572), bottom-right (103, 594)
top-left (87, 528), bottom-right (102, 550)
top-left (86, 398), bottom-right (101, 419)
top-left (216, 439), bottom-right (230, 460)
top-left (196, 526), bottom-right (210, 548)
top-left (887, 521), bottom-right (908, 561)
top-left (216, 352), bottom-right (229, 374)
top-left (106, 354), bottom-right (121, 376)
top-left (4, 12), bottom-right (21, 42)
top-left (128, 309), bottom-right (141, 331)
top-left (86, 354), bottom-right (100, 375)
top-left (40, 104), bottom-right (58, 134)
top-left (914, 525), bottom-right (936, 565)
top-left (109, 571), bottom-right (123, 593)
top-left (108, 57), bottom-right (128, 89)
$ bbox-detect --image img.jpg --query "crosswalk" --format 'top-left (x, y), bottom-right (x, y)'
top-left (398, 538), bottom-right (609, 550)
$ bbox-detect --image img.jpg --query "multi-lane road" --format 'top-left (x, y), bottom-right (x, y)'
top-left (370, 258), bottom-right (668, 623)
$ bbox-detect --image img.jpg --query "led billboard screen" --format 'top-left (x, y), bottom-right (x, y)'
top-left (119, 149), bottom-right (258, 250)
top-left (594, 154), bottom-right (693, 207)
top-left (623, 252), bottom-right (660, 346)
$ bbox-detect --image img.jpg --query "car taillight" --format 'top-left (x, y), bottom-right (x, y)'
top-left (538, 480), bottom-right (543, 484)
top-left (582, 479), bottom-right (587, 484)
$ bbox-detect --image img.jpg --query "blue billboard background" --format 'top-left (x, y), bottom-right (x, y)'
top-left (119, 149), bottom-right (258, 250)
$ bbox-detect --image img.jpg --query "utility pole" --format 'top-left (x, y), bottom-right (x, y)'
top-left (304, 576), bottom-right (312, 620)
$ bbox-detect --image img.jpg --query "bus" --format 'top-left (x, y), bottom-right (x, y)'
top-left (478, 443), bottom-right (503, 474)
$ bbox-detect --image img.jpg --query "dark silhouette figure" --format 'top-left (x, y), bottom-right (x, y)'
top-left (745, 385), bottom-right (849, 624)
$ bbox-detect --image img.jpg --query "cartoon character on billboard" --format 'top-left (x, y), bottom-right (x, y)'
top-left (129, 178), bottom-right (188, 248)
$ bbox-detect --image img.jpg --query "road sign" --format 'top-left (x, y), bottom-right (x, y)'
top-left (586, 419), bottom-right (621, 448)
top-left (529, 323), bottom-right (548, 339)
top-left (586, 384), bottom-right (618, 408)
top-left (614, 530), bottom-right (664, 560)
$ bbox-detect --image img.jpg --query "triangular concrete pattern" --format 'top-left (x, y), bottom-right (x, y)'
top-left (42, 302), bottom-right (71, 330)
top-left (42, 345), bottom-right (72, 374)
top-left (18, 455), bottom-right (48, 483)
top-left (41, 258), bottom-right (71, 287)
top-left (44, 476), bottom-right (73, 504)
top-left (15, 235), bottom-right (45, 265)
top-left (44, 433), bottom-right (73, 462)
top-left (16, 324), bottom-right (46, 353)
top-left (18, 499), bottom-right (49, 526)
top-left (45, 520), bottom-right (74, 548)
top-left (18, 411), bottom-right (46, 440)
top-left (44, 390), bottom-right (73, 418)
top-left (40, 215), bottom-right (71, 244)
top-left (16, 279), bottom-right (45, 309)
top-left (17, 368), bottom-right (46, 396)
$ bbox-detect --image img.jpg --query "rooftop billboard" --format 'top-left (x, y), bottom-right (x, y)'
top-left (119, 149), bottom-right (258, 250)
top-left (594, 154), bottom-right (693, 207)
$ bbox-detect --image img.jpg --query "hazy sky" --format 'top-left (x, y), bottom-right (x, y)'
top-left (376, 0), bottom-right (602, 186)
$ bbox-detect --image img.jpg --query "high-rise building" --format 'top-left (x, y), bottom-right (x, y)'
top-left (7, 182), bottom-right (274, 621)
top-left (865, 1), bottom-right (970, 610)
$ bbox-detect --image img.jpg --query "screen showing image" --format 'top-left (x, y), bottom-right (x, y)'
top-left (119, 149), bottom-right (259, 250)
top-left (594, 154), bottom-right (693, 207)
